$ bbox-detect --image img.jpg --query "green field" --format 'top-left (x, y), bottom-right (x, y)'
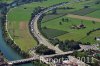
top-left (7, 0), bottom-right (70, 52)
top-left (87, 10), bottom-right (100, 18)
top-left (0, 0), bottom-right (13, 3)
top-left (41, 28), bottom-right (68, 38)
top-left (86, 4), bottom-right (100, 18)
top-left (41, 16), bottom-right (100, 44)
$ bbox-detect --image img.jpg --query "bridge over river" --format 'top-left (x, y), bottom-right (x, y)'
top-left (7, 49), bottom-right (81, 65)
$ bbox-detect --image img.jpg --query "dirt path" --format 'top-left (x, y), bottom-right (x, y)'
top-left (67, 14), bottom-right (100, 22)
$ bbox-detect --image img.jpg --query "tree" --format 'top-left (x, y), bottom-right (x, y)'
top-left (65, 18), bottom-right (69, 22)
top-left (62, 18), bottom-right (65, 22)
top-left (59, 22), bottom-right (62, 25)
top-left (43, 26), bottom-right (47, 29)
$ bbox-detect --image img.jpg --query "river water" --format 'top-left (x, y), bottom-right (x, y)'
top-left (0, 23), bottom-right (33, 66)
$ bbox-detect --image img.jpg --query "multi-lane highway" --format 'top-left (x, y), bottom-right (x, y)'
top-left (30, 2), bottom-right (69, 54)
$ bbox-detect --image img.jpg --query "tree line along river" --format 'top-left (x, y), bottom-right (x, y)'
top-left (0, 4), bottom-right (34, 66)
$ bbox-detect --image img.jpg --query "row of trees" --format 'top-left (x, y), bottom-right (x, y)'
top-left (59, 40), bottom-right (81, 51)
top-left (87, 28), bottom-right (100, 36)
top-left (50, 38), bottom-right (81, 51)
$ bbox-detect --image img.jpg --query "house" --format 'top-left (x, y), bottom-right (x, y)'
top-left (96, 37), bottom-right (100, 41)
top-left (71, 24), bottom-right (86, 29)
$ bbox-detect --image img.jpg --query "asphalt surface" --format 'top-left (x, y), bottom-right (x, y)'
top-left (30, 2), bottom-right (69, 54)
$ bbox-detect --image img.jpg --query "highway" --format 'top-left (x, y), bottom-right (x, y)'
top-left (30, 2), bottom-right (69, 54)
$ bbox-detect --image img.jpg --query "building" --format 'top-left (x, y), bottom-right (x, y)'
top-left (96, 37), bottom-right (100, 41)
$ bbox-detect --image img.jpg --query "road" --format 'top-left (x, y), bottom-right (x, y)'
top-left (30, 2), bottom-right (70, 54)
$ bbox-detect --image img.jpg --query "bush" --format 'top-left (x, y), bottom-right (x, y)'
top-left (58, 40), bottom-right (81, 51)
top-left (35, 44), bottom-right (55, 55)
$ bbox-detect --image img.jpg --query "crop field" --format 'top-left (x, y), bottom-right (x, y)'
top-left (87, 9), bottom-right (100, 18)
top-left (71, 8), bottom-right (97, 16)
top-left (41, 28), bottom-right (68, 38)
top-left (41, 15), bottom-right (100, 44)
top-left (86, 4), bottom-right (100, 18)
top-left (7, 0), bottom-right (70, 52)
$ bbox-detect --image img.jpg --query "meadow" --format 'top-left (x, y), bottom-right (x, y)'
top-left (87, 9), bottom-right (100, 18)
top-left (86, 4), bottom-right (100, 18)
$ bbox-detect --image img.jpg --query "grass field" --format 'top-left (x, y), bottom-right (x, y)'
top-left (87, 10), bottom-right (100, 18)
top-left (7, 0), bottom-right (70, 52)
top-left (0, 0), bottom-right (13, 3)
top-left (86, 4), bottom-right (100, 18)
top-left (41, 16), bottom-right (100, 44)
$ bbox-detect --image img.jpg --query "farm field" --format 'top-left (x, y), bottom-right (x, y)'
top-left (42, 0), bottom-right (95, 22)
top-left (41, 16), bottom-right (100, 44)
top-left (41, 28), bottom-right (68, 38)
top-left (7, 0), bottom-right (70, 52)
top-left (86, 4), bottom-right (100, 18)
top-left (87, 10), bottom-right (100, 18)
